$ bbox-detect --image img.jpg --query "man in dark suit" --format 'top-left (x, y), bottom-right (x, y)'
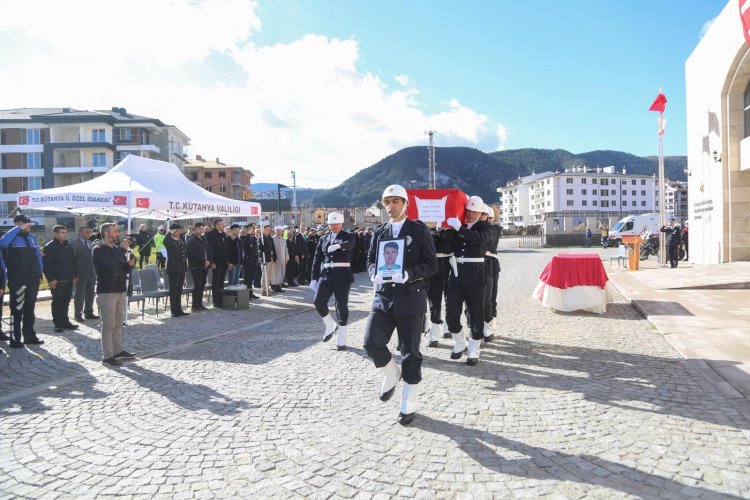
top-left (43, 225), bottom-right (79, 332)
top-left (163, 223), bottom-right (189, 317)
top-left (241, 226), bottom-right (260, 299)
top-left (445, 195), bottom-right (493, 366)
top-left (294, 225), bottom-right (309, 285)
top-left (310, 213), bottom-right (355, 350)
top-left (363, 185), bottom-right (437, 425)
top-left (70, 226), bottom-right (99, 322)
top-left (205, 219), bottom-right (228, 307)
top-left (187, 222), bottom-right (211, 311)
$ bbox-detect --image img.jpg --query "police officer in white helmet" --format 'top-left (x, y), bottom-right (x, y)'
top-left (444, 195), bottom-right (492, 365)
top-left (480, 203), bottom-right (501, 342)
top-left (310, 211), bottom-right (355, 350)
top-left (364, 185), bottom-right (437, 425)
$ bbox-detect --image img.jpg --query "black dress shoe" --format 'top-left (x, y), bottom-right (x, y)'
top-left (74, 316), bottom-right (85, 323)
top-left (64, 324), bottom-right (80, 330)
top-left (380, 386), bottom-right (396, 402)
top-left (9, 340), bottom-right (24, 348)
top-left (102, 357), bottom-right (122, 367)
top-left (54, 327), bottom-right (64, 333)
top-left (427, 341), bottom-right (439, 348)
top-left (450, 348), bottom-right (466, 360)
top-left (398, 412), bottom-right (417, 426)
top-left (248, 293), bottom-right (259, 300)
top-left (466, 357), bottom-right (479, 366)
top-left (442, 332), bottom-right (451, 339)
top-left (483, 334), bottom-right (494, 343)
top-left (337, 345), bottom-right (346, 351)
top-left (114, 350), bottom-right (136, 359)
top-left (24, 338), bottom-right (44, 345)
top-left (0, 332), bottom-right (10, 341)
top-left (85, 314), bottom-right (100, 320)
top-left (179, 311), bottom-right (190, 316)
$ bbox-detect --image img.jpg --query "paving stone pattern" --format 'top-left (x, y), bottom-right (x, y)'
top-left (1, 247), bottom-right (749, 498)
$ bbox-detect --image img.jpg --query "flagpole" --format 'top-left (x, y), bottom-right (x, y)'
top-left (658, 120), bottom-right (666, 267)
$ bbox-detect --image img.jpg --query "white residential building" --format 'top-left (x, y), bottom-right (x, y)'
top-left (665, 181), bottom-right (688, 223)
top-left (0, 107), bottom-right (190, 224)
top-left (497, 166), bottom-right (662, 228)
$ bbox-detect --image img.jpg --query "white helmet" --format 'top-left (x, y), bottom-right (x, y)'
top-left (465, 195), bottom-right (484, 212)
top-left (485, 205), bottom-right (495, 218)
top-left (327, 212), bottom-right (344, 224)
top-left (381, 184), bottom-right (408, 201)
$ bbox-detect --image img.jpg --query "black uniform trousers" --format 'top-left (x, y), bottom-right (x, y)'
top-left (139, 251), bottom-right (150, 269)
top-left (8, 276), bottom-right (40, 342)
top-left (364, 311), bottom-right (423, 384)
top-left (285, 259), bottom-right (298, 285)
top-left (51, 281), bottom-right (73, 327)
top-left (168, 272), bottom-right (185, 314)
top-left (313, 279), bottom-right (351, 325)
top-left (190, 268), bottom-right (207, 308)
top-left (426, 259), bottom-right (448, 324)
top-left (446, 280), bottom-right (486, 340)
top-left (297, 256), bottom-right (308, 284)
top-left (211, 265), bottom-right (227, 307)
top-left (242, 263), bottom-right (256, 291)
top-left (668, 243), bottom-right (680, 268)
top-left (483, 263), bottom-right (500, 322)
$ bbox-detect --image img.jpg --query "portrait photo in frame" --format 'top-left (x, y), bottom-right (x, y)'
top-left (375, 238), bottom-right (405, 280)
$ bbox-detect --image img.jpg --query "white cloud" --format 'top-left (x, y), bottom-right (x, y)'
top-left (0, 0), bottom-right (506, 188)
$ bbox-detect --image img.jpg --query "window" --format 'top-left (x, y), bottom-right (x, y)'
top-left (582, 200), bottom-right (587, 206)
top-left (28, 177), bottom-right (42, 190)
top-left (632, 190), bottom-right (636, 196)
top-left (612, 201), bottom-right (617, 206)
top-left (206, 186), bottom-right (213, 192)
top-left (623, 201), bottom-right (628, 206)
top-left (119, 128), bottom-right (132, 141)
top-left (581, 178), bottom-right (587, 184)
top-left (592, 178), bottom-right (597, 184)
top-left (25, 128), bottom-right (41, 144)
top-left (593, 200), bottom-right (598, 206)
top-left (546, 190), bottom-right (550, 195)
top-left (218, 171), bottom-right (227, 179)
top-left (641, 190), bottom-right (646, 196)
top-left (26, 153), bottom-right (41, 168)
top-left (601, 178), bottom-right (609, 186)
top-left (601, 200), bottom-right (609, 208)
top-left (92, 129), bottom-right (106, 142)
top-left (641, 201), bottom-right (646, 206)
top-left (593, 189), bottom-right (598, 195)
top-left (566, 188), bottom-right (573, 195)
top-left (93, 152), bottom-right (106, 167)
top-left (601, 189), bottom-right (609, 196)
top-left (189, 172), bottom-right (198, 181)
top-left (641, 179), bottom-right (646, 185)
top-left (546, 179), bottom-right (550, 184)
top-left (547, 201), bottom-right (551, 206)
top-left (219, 186), bottom-right (227, 193)
top-left (566, 200), bottom-right (574, 206)
top-left (622, 190), bottom-right (626, 195)
top-left (204, 172), bottom-right (212, 179)
top-left (566, 178), bottom-right (573, 184)
top-left (581, 189), bottom-right (587, 195)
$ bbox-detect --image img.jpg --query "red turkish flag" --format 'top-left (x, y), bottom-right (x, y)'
top-left (112, 196), bottom-right (127, 206)
top-left (740, 0), bottom-right (750, 44)
top-left (135, 197), bottom-right (150, 208)
top-left (251, 206), bottom-right (259, 215)
top-left (18, 196), bottom-right (30, 206)
top-left (649, 93), bottom-right (667, 113)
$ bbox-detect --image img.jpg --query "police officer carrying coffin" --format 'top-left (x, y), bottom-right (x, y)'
top-left (0, 215), bottom-right (45, 347)
top-left (310, 212), bottom-right (354, 350)
top-left (425, 224), bottom-right (455, 347)
top-left (480, 204), bottom-right (502, 341)
top-left (364, 185), bottom-right (437, 425)
top-left (444, 195), bottom-right (492, 365)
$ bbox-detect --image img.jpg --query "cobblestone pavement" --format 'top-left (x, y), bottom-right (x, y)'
top-left (1, 247), bottom-right (749, 499)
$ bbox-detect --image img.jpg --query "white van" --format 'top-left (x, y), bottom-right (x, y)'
top-left (607, 213), bottom-right (674, 247)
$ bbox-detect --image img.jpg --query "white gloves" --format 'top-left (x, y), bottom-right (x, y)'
top-left (391, 271), bottom-right (409, 284)
top-left (327, 243), bottom-right (341, 253)
top-left (446, 217), bottom-right (461, 230)
top-left (310, 280), bottom-right (318, 292)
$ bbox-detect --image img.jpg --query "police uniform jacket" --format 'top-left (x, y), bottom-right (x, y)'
top-left (0, 225), bottom-right (43, 279)
top-left (187, 234), bottom-right (211, 271)
top-left (241, 235), bottom-right (259, 266)
top-left (42, 239), bottom-right (77, 282)
top-left (367, 219), bottom-right (437, 317)
top-left (433, 228), bottom-right (456, 279)
top-left (163, 234), bottom-right (188, 274)
top-left (312, 230), bottom-right (355, 284)
top-left (484, 223), bottom-right (502, 275)
top-left (660, 224), bottom-right (682, 247)
top-left (450, 219), bottom-right (492, 286)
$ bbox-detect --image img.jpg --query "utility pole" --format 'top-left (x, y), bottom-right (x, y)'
top-left (426, 130), bottom-right (436, 189)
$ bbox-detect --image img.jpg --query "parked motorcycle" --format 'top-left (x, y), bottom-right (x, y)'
top-left (639, 237), bottom-right (659, 261)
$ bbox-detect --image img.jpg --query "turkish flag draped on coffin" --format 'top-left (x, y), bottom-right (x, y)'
top-left (406, 189), bottom-right (468, 228)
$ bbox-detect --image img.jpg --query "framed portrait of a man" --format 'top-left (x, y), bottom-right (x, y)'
top-left (375, 238), bottom-right (405, 280)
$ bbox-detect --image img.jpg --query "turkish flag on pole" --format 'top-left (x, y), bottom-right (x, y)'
top-left (649, 93), bottom-right (667, 113)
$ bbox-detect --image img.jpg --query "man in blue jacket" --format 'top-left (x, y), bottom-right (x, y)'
top-left (0, 214), bottom-right (44, 347)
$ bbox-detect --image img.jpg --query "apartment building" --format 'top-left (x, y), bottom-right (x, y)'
top-left (665, 181), bottom-right (688, 223)
top-left (497, 166), bottom-right (662, 228)
top-left (0, 107), bottom-right (190, 223)
top-left (183, 155), bottom-right (253, 201)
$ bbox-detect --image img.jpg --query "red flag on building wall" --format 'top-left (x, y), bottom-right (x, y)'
top-left (740, 0), bottom-right (750, 44)
top-left (648, 93), bottom-right (667, 113)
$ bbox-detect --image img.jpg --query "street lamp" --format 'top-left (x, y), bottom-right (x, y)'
top-left (409, 180), bottom-right (417, 189)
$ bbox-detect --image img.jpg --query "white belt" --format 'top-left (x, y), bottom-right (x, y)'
top-left (436, 252), bottom-right (454, 258)
top-left (324, 262), bottom-right (350, 269)
top-left (456, 257), bottom-right (485, 263)
top-left (485, 251), bottom-right (500, 261)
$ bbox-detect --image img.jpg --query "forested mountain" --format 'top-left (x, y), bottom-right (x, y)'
top-left (309, 147), bottom-right (687, 207)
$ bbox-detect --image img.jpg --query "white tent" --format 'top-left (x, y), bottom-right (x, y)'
top-left (17, 155), bottom-right (261, 225)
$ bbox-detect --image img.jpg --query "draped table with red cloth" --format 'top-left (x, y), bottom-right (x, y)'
top-left (532, 253), bottom-right (613, 313)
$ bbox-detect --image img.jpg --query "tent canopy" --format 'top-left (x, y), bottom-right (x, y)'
top-left (17, 155), bottom-right (261, 221)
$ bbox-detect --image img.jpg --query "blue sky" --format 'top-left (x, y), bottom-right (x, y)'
top-left (0, 1), bottom-right (728, 187)
top-left (254, 0), bottom-right (724, 157)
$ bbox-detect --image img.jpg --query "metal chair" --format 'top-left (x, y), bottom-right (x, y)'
top-left (608, 244), bottom-right (629, 268)
top-left (138, 269), bottom-right (169, 317)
